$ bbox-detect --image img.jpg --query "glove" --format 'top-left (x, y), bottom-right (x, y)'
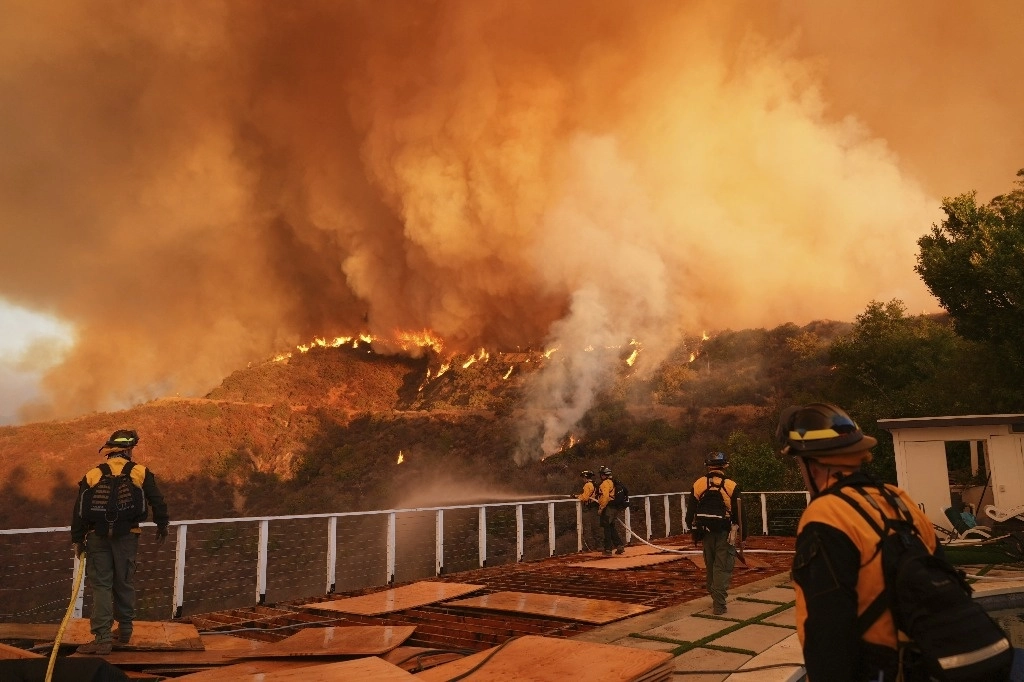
top-left (728, 524), bottom-right (740, 546)
top-left (156, 526), bottom-right (168, 545)
top-left (73, 542), bottom-right (86, 558)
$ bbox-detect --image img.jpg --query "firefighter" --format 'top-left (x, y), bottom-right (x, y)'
top-left (575, 470), bottom-right (601, 550)
top-left (686, 452), bottom-right (741, 615)
top-left (596, 466), bottom-right (625, 555)
top-left (780, 403), bottom-right (937, 681)
top-left (71, 430), bottom-right (169, 654)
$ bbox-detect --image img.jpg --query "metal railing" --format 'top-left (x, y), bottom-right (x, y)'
top-left (0, 491), bottom-right (808, 623)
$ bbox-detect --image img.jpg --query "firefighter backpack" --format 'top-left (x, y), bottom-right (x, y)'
top-left (834, 484), bottom-right (1013, 682)
top-left (78, 462), bottom-right (147, 537)
top-left (693, 472), bottom-right (731, 532)
top-left (610, 479), bottom-right (630, 509)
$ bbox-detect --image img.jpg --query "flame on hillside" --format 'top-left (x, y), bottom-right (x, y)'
top-left (461, 348), bottom-right (490, 369)
top-left (396, 450), bottom-right (404, 464)
top-left (503, 366), bottom-right (514, 379)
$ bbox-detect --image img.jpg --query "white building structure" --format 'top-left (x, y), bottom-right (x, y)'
top-left (879, 414), bottom-right (1024, 531)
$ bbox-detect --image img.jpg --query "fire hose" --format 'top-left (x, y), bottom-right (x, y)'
top-left (46, 551), bottom-right (86, 682)
top-left (616, 519), bottom-right (795, 555)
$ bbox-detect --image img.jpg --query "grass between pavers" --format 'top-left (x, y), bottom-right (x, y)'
top-left (627, 600), bottom-right (797, 656)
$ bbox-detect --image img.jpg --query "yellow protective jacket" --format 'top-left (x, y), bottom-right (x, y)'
top-left (793, 473), bottom-right (939, 681)
top-left (597, 478), bottom-right (615, 512)
top-left (577, 480), bottom-right (596, 504)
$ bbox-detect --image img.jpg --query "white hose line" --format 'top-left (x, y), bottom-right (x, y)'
top-left (616, 519), bottom-right (795, 555)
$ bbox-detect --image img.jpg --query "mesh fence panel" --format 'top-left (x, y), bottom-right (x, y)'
top-left (265, 518), bottom-right (329, 605)
top-left (0, 532), bottom-right (76, 623)
top-left (484, 506), bottom-right (517, 567)
top-left (520, 504), bottom-right (549, 562)
top-left (442, 508), bottom-right (480, 574)
top-left (181, 522), bottom-right (259, 618)
top-left (394, 511), bottom-right (436, 584)
top-left (335, 515), bottom-right (387, 592)
top-left (553, 503), bottom-right (579, 556)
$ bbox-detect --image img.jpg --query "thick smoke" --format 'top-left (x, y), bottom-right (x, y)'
top-left (0, 2), bottom-right (1019, 452)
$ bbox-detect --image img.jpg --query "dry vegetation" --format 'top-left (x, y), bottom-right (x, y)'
top-left (0, 324), bottom-right (850, 530)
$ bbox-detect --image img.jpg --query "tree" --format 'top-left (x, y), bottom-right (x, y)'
top-left (916, 169), bottom-right (1024, 367)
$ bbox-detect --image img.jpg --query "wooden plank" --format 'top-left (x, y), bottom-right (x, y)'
top-left (0, 642), bottom-right (43, 659)
top-left (173, 656), bottom-right (414, 681)
top-left (414, 635), bottom-right (673, 681)
top-left (79, 635), bottom-right (267, 665)
top-left (0, 619), bottom-right (203, 649)
top-left (445, 591), bottom-right (653, 625)
top-left (575, 554), bottom-right (690, 570)
top-left (233, 625), bottom-right (415, 658)
top-left (304, 581), bottom-right (484, 616)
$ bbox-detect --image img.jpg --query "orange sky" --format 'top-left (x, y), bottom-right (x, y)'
top-left (0, 1), bottom-right (1021, 430)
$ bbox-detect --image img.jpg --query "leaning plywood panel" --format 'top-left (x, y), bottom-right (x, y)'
top-left (414, 635), bottom-right (673, 682)
top-left (446, 591), bottom-right (653, 624)
top-left (575, 554), bottom-right (690, 570)
top-left (233, 625), bottom-right (416, 658)
top-left (174, 656), bottom-right (414, 681)
top-left (305, 581), bottom-right (485, 616)
top-left (82, 634), bottom-right (268, 665)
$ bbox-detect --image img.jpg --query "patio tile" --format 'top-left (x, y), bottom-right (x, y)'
top-left (642, 616), bottom-right (733, 643)
top-left (697, 600), bottom-right (777, 621)
top-left (672, 647), bottom-right (752, 682)
top-left (712, 624), bottom-right (793, 653)
top-left (762, 607), bottom-right (795, 628)
top-left (746, 586), bottom-right (796, 604)
top-left (727, 632), bottom-right (804, 681)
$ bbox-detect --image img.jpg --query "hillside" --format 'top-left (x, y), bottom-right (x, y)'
top-left (0, 322), bottom-right (852, 530)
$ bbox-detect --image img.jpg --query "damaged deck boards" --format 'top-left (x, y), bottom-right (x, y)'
top-left (305, 581), bottom-right (484, 616)
top-left (688, 553), bottom-right (771, 570)
top-left (76, 634), bottom-right (268, 666)
top-left (414, 635), bottom-right (674, 681)
top-left (445, 591), bottom-right (653, 625)
top-left (232, 625), bottom-right (416, 658)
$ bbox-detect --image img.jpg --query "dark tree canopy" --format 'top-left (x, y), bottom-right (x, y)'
top-left (916, 169), bottom-right (1024, 356)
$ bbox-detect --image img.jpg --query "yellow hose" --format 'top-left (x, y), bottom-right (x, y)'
top-left (46, 552), bottom-right (86, 682)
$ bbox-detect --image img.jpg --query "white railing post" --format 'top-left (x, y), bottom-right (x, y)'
top-left (681, 493), bottom-right (689, 532)
top-left (663, 494), bottom-right (671, 538)
top-left (548, 502), bottom-right (556, 556)
top-left (386, 512), bottom-right (396, 585)
top-left (73, 554), bottom-right (86, 618)
top-left (478, 506), bottom-right (487, 568)
top-left (576, 501), bottom-right (583, 552)
top-left (326, 516), bottom-right (337, 594)
top-left (516, 505), bottom-right (524, 562)
top-left (760, 494), bottom-right (769, 535)
top-left (256, 520), bottom-right (269, 605)
top-left (644, 497), bottom-right (653, 540)
top-left (435, 509), bottom-right (444, 575)
top-left (805, 491), bottom-right (811, 505)
top-left (624, 506), bottom-right (632, 541)
top-left (172, 524), bottom-right (188, 618)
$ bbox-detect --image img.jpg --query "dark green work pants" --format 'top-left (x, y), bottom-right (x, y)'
top-left (702, 529), bottom-right (736, 610)
top-left (86, 532), bottom-right (139, 643)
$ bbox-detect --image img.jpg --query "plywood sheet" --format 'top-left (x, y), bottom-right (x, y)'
top-left (233, 625), bottom-right (415, 658)
top-left (174, 656), bottom-right (414, 681)
top-left (0, 642), bottom-right (43, 659)
top-left (414, 635), bottom-right (673, 682)
top-left (305, 581), bottom-right (484, 616)
top-left (0, 619), bottom-right (203, 649)
top-left (575, 554), bottom-right (690, 570)
top-left (446, 591), bottom-right (653, 625)
top-left (84, 634), bottom-right (267, 665)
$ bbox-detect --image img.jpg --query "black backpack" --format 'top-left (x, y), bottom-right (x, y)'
top-left (610, 479), bottom-right (630, 509)
top-left (833, 484), bottom-right (1013, 682)
top-left (693, 472), bottom-right (732, 532)
top-left (78, 462), bottom-right (147, 537)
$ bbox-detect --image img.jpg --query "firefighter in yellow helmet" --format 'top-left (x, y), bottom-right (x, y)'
top-left (780, 404), bottom-right (943, 681)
